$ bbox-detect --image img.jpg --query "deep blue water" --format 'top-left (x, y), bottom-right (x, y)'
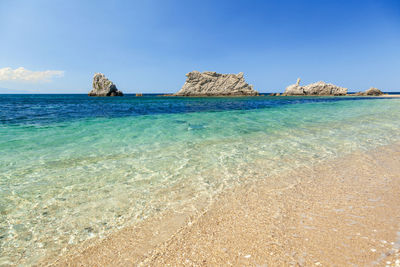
top-left (1, 94), bottom-right (397, 126)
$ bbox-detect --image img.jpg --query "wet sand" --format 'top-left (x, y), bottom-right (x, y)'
top-left (47, 143), bottom-right (400, 266)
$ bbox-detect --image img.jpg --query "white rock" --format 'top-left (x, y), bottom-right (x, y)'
top-left (283, 79), bottom-right (347, 96)
top-left (174, 71), bottom-right (259, 96)
top-left (88, 73), bottom-right (123, 96)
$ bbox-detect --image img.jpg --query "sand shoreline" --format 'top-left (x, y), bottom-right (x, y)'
top-left (44, 143), bottom-right (400, 266)
top-left (366, 94), bottom-right (400, 98)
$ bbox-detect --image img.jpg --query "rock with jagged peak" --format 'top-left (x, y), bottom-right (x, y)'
top-left (283, 79), bottom-right (347, 96)
top-left (88, 73), bottom-right (123, 96)
top-left (174, 71), bottom-right (259, 96)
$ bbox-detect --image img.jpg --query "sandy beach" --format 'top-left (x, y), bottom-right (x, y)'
top-left (379, 95), bottom-right (400, 98)
top-left (365, 94), bottom-right (400, 98)
top-left (45, 142), bottom-right (400, 266)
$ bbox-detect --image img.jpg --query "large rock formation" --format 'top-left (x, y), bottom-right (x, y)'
top-left (88, 73), bottom-right (123, 96)
top-left (174, 71), bottom-right (259, 96)
top-left (283, 79), bottom-right (347, 96)
top-left (353, 87), bottom-right (384, 96)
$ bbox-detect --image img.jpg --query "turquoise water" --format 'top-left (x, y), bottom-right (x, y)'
top-left (1, 95), bottom-right (400, 265)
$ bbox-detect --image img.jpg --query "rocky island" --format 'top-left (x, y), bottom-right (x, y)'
top-left (174, 71), bottom-right (259, 96)
top-left (283, 78), bottom-right (347, 96)
top-left (353, 87), bottom-right (384, 96)
top-left (88, 73), bottom-right (123, 96)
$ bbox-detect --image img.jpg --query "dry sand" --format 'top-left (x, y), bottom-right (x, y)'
top-left (373, 94), bottom-right (400, 98)
top-left (46, 143), bottom-right (400, 266)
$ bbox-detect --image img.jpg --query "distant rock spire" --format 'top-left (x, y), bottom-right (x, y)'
top-left (88, 73), bottom-right (123, 97)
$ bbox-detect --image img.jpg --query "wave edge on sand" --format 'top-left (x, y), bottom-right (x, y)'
top-left (46, 142), bottom-right (400, 266)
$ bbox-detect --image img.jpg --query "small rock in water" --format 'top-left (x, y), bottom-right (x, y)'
top-left (84, 226), bottom-right (94, 233)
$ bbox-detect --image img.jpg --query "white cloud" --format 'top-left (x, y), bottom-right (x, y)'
top-left (0, 67), bottom-right (64, 83)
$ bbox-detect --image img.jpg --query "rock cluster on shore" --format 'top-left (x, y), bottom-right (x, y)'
top-left (88, 73), bottom-right (123, 96)
top-left (174, 71), bottom-right (259, 96)
top-left (353, 87), bottom-right (384, 96)
top-left (282, 78), bottom-right (347, 96)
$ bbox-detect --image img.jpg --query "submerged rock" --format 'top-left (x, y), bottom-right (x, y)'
top-left (283, 79), bottom-right (347, 96)
top-left (174, 71), bottom-right (259, 96)
top-left (88, 73), bottom-right (123, 96)
top-left (353, 87), bottom-right (384, 96)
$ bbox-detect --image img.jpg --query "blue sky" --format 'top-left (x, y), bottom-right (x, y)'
top-left (0, 0), bottom-right (399, 93)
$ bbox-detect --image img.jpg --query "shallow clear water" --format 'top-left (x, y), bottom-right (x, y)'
top-left (1, 94), bottom-right (400, 265)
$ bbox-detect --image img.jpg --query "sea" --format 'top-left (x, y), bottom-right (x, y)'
top-left (1, 94), bottom-right (400, 265)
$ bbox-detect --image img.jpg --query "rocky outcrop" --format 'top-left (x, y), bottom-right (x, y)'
top-left (353, 87), bottom-right (384, 96)
top-left (284, 84), bottom-right (304, 95)
top-left (88, 73), bottom-right (123, 96)
top-left (174, 71), bottom-right (259, 96)
top-left (304, 81), bottom-right (347, 95)
top-left (283, 79), bottom-right (347, 96)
